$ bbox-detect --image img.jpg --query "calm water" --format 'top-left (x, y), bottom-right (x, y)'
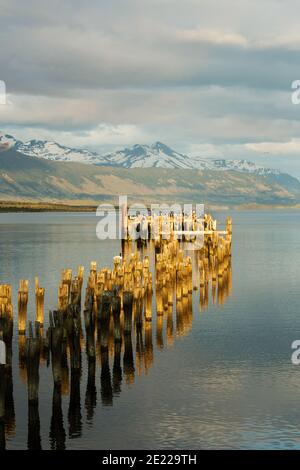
top-left (1, 210), bottom-right (300, 450)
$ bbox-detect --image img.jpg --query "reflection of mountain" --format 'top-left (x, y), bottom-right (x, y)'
top-left (1, 148), bottom-right (300, 207)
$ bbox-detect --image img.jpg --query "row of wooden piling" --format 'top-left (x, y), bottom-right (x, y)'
top-left (0, 214), bottom-right (232, 448)
top-left (125, 212), bottom-right (232, 241)
top-left (0, 215), bottom-right (232, 333)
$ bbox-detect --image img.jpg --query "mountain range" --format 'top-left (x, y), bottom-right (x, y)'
top-left (0, 133), bottom-right (281, 176)
top-left (0, 140), bottom-right (300, 209)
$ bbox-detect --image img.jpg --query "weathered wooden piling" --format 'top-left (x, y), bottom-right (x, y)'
top-left (18, 280), bottom-right (28, 334)
top-left (0, 311), bottom-right (13, 368)
top-left (156, 313), bottom-right (164, 349)
top-left (167, 306), bottom-right (174, 346)
top-left (145, 284), bottom-right (153, 322)
top-left (35, 277), bottom-right (45, 326)
top-left (98, 291), bottom-right (112, 323)
top-left (84, 306), bottom-right (96, 359)
top-left (123, 292), bottom-right (133, 334)
top-left (0, 284), bottom-right (13, 320)
top-left (144, 321), bottom-right (153, 374)
top-left (0, 208), bottom-right (233, 441)
top-left (112, 293), bottom-right (121, 342)
top-left (66, 305), bottom-right (82, 370)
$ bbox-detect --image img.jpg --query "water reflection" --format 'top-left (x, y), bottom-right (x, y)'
top-left (0, 236), bottom-right (232, 449)
top-left (50, 383), bottom-right (66, 450)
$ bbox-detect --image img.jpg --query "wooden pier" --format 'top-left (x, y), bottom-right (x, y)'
top-left (0, 213), bottom-right (232, 449)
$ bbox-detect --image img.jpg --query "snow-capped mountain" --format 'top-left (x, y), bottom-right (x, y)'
top-left (207, 159), bottom-right (280, 176)
top-left (102, 142), bottom-right (200, 169)
top-left (102, 142), bottom-right (280, 175)
top-left (0, 133), bottom-right (108, 164)
top-left (0, 133), bottom-right (281, 176)
top-left (16, 139), bottom-right (109, 165)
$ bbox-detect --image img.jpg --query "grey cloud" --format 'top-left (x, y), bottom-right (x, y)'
top-left (1, 0), bottom-right (300, 176)
top-left (1, 0), bottom-right (300, 97)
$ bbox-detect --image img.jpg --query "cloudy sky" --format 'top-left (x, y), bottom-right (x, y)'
top-left (1, 0), bottom-right (300, 175)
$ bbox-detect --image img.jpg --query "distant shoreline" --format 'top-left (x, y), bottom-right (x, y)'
top-left (1, 200), bottom-right (300, 213)
top-left (0, 201), bottom-right (98, 212)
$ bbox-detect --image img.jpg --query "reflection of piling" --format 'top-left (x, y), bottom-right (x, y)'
top-left (61, 338), bottom-right (69, 396)
top-left (49, 311), bottom-right (63, 385)
top-left (0, 364), bottom-right (6, 450)
top-left (67, 307), bottom-right (83, 437)
top-left (26, 322), bottom-right (41, 404)
top-left (27, 400), bottom-right (41, 450)
top-left (26, 322), bottom-right (42, 450)
top-left (176, 300), bottom-right (184, 336)
top-left (99, 314), bottom-right (113, 406)
top-left (113, 339), bottom-right (122, 395)
top-left (18, 334), bottom-right (27, 384)
top-left (85, 356), bottom-right (97, 422)
top-left (100, 351), bottom-right (113, 406)
top-left (112, 293), bottom-right (122, 393)
top-left (166, 306), bottom-right (174, 346)
top-left (123, 330), bottom-right (135, 385)
top-left (68, 368), bottom-right (82, 439)
top-left (0, 300), bottom-right (15, 441)
top-left (156, 313), bottom-right (164, 349)
top-left (3, 366), bottom-right (15, 441)
top-left (135, 310), bottom-right (144, 376)
top-left (84, 306), bottom-right (95, 360)
top-left (50, 383), bottom-right (66, 450)
top-left (144, 321), bottom-right (153, 374)
top-left (145, 287), bottom-right (152, 322)
top-left (123, 292), bottom-right (135, 384)
top-left (97, 291), bottom-right (113, 406)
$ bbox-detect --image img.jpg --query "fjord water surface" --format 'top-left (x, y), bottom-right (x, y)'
top-left (1, 210), bottom-right (300, 449)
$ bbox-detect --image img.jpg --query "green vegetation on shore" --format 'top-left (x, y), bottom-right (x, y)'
top-left (0, 201), bottom-right (98, 212)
